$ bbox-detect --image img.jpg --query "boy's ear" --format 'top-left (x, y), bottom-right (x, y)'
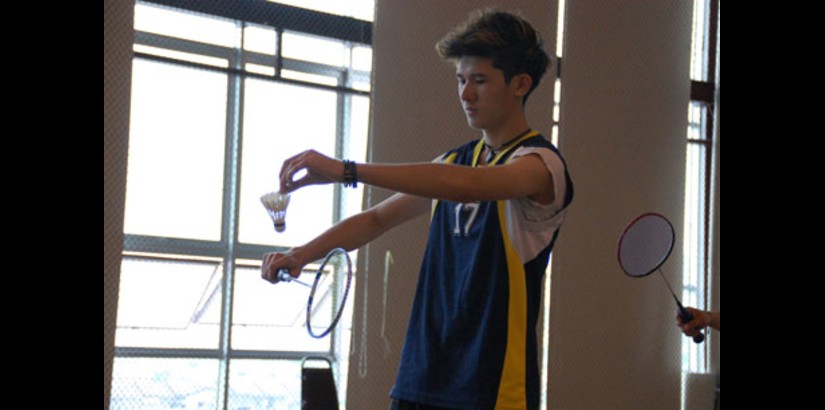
top-left (512, 73), bottom-right (533, 97)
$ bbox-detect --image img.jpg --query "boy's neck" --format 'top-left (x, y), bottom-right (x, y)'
top-left (482, 116), bottom-right (531, 150)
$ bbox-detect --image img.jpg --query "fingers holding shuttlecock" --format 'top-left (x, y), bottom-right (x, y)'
top-left (260, 192), bottom-right (291, 232)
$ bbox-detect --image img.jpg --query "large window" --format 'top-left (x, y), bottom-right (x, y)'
top-left (111, 1), bottom-right (373, 409)
top-left (682, 0), bottom-right (719, 376)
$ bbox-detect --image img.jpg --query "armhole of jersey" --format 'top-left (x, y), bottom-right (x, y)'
top-left (489, 130), bottom-right (540, 166)
top-left (431, 152), bottom-right (459, 220)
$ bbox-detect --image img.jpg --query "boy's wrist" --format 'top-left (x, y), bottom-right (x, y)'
top-left (343, 160), bottom-right (358, 188)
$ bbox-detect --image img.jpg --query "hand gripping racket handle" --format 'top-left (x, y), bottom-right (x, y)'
top-left (677, 305), bottom-right (705, 344)
top-left (277, 269), bottom-right (292, 282)
top-left (277, 269), bottom-right (311, 288)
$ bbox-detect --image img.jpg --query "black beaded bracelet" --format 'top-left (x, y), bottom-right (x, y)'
top-left (342, 160), bottom-right (358, 188)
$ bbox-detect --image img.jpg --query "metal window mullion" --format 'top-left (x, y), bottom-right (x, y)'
top-left (133, 51), bottom-right (369, 97)
top-left (216, 23), bottom-right (245, 410)
top-left (282, 58), bottom-right (346, 78)
top-left (135, 31), bottom-right (236, 61)
top-left (333, 70), bottom-right (350, 224)
top-left (282, 57), bottom-right (371, 81)
top-left (228, 350), bottom-right (335, 361)
top-left (275, 28), bottom-right (284, 78)
top-left (698, 0), bottom-right (718, 371)
top-left (244, 52), bottom-right (278, 69)
top-left (701, 103), bottom-right (713, 302)
top-left (329, 65), bottom-right (351, 360)
top-left (349, 71), bottom-right (371, 86)
top-left (123, 234), bottom-right (227, 258)
top-left (116, 347), bottom-right (222, 359)
top-left (234, 243), bottom-right (291, 261)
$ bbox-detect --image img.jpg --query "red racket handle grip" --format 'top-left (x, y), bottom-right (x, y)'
top-left (678, 307), bottom-right (705, 344)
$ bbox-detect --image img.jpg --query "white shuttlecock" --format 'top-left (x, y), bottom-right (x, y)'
top-left (261, 191), bottom-right (291, 232)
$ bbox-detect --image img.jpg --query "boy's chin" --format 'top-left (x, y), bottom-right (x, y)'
top-left (465, 118), bottom-right (484, 130)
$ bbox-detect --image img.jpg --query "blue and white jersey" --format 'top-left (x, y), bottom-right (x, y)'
top-left (390, 132), bottom-right (574, 410)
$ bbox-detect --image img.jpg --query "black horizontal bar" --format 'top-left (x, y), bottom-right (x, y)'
top-left (116, 347), bottom-right (332, 361)
top-left (691, 80), bottom-right (715, 104)
top-left (134, 51), bottom-right (371, 97)
top-left (144, 0), bottom-right (372, 45)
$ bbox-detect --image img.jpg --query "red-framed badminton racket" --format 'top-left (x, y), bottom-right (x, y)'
top-left (276, 247), bottom-right (353, 339)
top-left (617, 213), bottom-right (705, 344)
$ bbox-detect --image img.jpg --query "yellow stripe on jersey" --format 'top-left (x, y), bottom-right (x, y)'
top-left (471, 138), bottom-right (486, 167)
top-left (494, 198), bottom-right (529, 410)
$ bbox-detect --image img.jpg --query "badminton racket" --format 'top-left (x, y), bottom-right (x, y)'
top-left (276, 247), bottom-right (353, 339)
top-left (617, 213), bottom-right (704, 343)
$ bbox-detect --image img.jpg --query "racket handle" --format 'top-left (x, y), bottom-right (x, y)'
top-left (276, 269), bottom-right (311, 287)
top-left (678, 306), bottom-right (705, 344)
top-left (277, 269), bottom-right (293, 282)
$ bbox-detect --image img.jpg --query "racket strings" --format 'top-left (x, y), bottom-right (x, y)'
top-left (618, 214), bottom-right (705, 344)
top-left (306, 247), bottom-right (353, 339)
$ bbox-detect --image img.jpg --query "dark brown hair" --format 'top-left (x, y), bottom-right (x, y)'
top-left (436, 9), bottom-right (551, 104)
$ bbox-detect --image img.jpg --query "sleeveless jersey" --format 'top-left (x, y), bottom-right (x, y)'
top-left (390, 132), bottom-right (574, 409)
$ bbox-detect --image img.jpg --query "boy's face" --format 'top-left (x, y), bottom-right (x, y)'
top-left (455, 56), bottom-right (524, 132)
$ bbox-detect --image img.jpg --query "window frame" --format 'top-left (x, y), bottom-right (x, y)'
top-left (682, 0), bottom-right (719, 375)
top-left (115, 1), bottom-right (373, 408)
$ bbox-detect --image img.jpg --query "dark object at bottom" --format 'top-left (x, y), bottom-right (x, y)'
top-left (302, 357), bottom-right (339, 410)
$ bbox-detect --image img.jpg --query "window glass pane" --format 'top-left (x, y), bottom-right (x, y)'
top-left (282, 31), bottom-right (348, 67)
top-left (119, 4), bottom-right (374, 408)
top-left (110, 358), bottom-right (220, 410)
top-left (342, 95), bottom-right (370, 219)
top-left (134, 2), bottom-right (238, 48)
top-left (238, 79), bottom-right (337, 247)
top-left (351, 81), bottom-right (371, 92)
top-left (681, 139), bottom-right (707, 373)
top-left (268, 0), bottom-right (375, 22)
top-left (228, 359), bottom-right (302, 409)
top-left (281, 69), bottom-right (339, 87)
top-left (690, 0), bottom-right (710, 81)
top-left (230, 265), bottom-right (327, 351)
top-left (124, 60), bottom-right (226, 241)
top-left (246, 63), bottom-right (276, 76)
top-left (351, 45), bottom-right (373, 72)
top-left (687, 102), bottom-right (708, 142)
top-left (134, 44), bottom-right (229, 68)
top-left (115, 257), bottom-right (222, 349)
top-left (244, 24), bottom-right (278, 55)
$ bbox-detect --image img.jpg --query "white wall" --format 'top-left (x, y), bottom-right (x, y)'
top-left (547, 1), bottom-right (693, 408)
top-left (103, 0), bottom-right (134, 409)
